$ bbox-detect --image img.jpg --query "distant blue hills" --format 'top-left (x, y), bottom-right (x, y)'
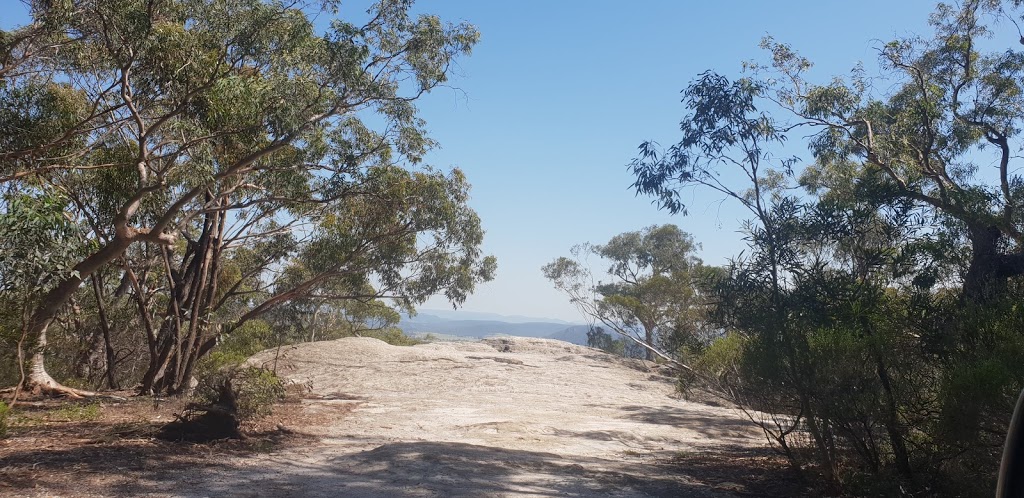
top-left (400, 309), bottom-right (591, 345)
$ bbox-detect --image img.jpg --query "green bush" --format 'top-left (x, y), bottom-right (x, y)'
top-left (686, 333), bottom-right (750, 396)
top-left (193, 321), bottom-right (286, 422)
top-left (200, 320), bottom-right (276, 374)
top-left (195, 366), bottom-right (285, 421)
top-left (231, 367), bottom-right (286, 420)
top-left (363, 327), bottom-right (423, 346)
top-left (694, 333), bottom-right (745, 381)
top-left (0, 401), bottom-right (9, 438)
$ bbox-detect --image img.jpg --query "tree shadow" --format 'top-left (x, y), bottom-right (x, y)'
top-left (615, 404), bottom-right (757, 440)
top-left (0, 428), bottom-right (236, 493)
top-left (548, 427), bottom-right (655, 446)
top-left (2, 428), bottom-right (811, 497)
top-left (0, 412), bottom-right (311, 497)
top-left (161, 440), bottom-right (742, 497)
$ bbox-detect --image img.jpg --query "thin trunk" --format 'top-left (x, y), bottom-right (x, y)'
top-left (143, 322), bottom-right (178, 394)
top-left (767, 217), bottom-right (837, 485)
top-left (800, 394), bottom-right (837, 483)
top-left (308, 303), bottom-right (323, 342)
top-left (91, 276), bottom-right (119, 390)
top-left (876, 357), bottom-right (912, 476)
top-left (858, 301), bottom-right (912, 477)
top-left (643, 323), bottom-right (655, 361)
top-left (69, 296), bottom-right (91, 379)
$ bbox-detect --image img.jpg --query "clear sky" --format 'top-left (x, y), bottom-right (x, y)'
top-left (0, 1), bottom-right (974, 322)
top-left (405, 1), bottom-right (941, 321)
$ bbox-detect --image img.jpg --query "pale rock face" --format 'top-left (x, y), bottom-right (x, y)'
top-left (155, 336), bottom-right (764, 497)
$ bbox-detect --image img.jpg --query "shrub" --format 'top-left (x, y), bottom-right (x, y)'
top-left (693, 333), bottom-right (745, 382)
top-left (0, 401), bottom-right (9, 438)
top-left (361, 327), bottom-right (423, 346)
top-left (196, 366), bottom-right (285, 421)
top-left (199, 320), bottom-right (276, 376)
top-left (230, 367), bottom-right (287, 420)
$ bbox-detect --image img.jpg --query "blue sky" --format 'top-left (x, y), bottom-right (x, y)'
top-left (1, 1), bottom-right (989, 321)
top-left (406, 1), bottom-right (940, 320)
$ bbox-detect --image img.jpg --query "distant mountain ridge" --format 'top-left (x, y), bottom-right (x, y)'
top-left (546, 325), bottom-right (591, 345)
top-left (400, 311), bottom-right (590, 345)
top-left (411, 309), bottom-right (580, 325)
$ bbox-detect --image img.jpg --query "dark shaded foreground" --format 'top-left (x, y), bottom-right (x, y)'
top-left (147, 441), bottom-right (810, 498)
top-left (1, 406), bottom-right (811, 498)
top-left (1, 339), bottom-right (815, 497)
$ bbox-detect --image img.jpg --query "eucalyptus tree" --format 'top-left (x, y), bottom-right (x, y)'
top-left (543, 224), bottom-right (704, 363)
top-left (768, 2), bottom-right (1023, 303)
top-left (0, 192), bottom-right (85, 400)
top-left (635, 1), bottom-right (1024, 302)
top-left (0, 0), bottom-right (493, 395)
top-left (628, 0), bottom-right (1024, 490)
top-left (629, 66), bottom-right (848, 479)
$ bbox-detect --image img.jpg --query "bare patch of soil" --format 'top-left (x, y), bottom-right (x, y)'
top-left (0, 391), bottom-right (322, 497)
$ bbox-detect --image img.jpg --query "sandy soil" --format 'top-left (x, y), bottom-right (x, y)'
top-left (3, 337), bottom-right (806, 497)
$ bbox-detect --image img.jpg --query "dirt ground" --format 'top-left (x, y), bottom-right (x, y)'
top-left (0, 337), bottom-right (811, 497)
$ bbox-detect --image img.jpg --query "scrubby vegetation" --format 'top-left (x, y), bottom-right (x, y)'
top-left (0, 401), bottom-right (9, 438)
top-left (547, 1), bottom-right (1024, 494)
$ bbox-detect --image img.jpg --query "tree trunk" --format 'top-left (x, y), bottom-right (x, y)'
top-left (800, 393), bottom-right (837, 486)
top-left (27, 319), bottom-right (92, 398)
top-left (858, 309), bottom-right (913, 477)
top-left (964, 225), bottom-right (1006, 302)
top-left (876, 357), bottom-right (912, 477)
top-left (963, 224), bottom-right (1024, 303)
top-left (24, 237), bottom-right (132, 396)
top-left (144, 204), bottom-right (226, 395)
top-left (642, 322), bottom-right (655, 361)
top-left (27, 281), bottom-right (86, 396)
top-left (92, 275), bottom-right (119, 389)
top-left (68, 296), bottom-right (93, 379)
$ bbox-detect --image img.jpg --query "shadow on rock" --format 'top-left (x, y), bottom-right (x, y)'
top-left (183, 441), bottom-right (733, 497)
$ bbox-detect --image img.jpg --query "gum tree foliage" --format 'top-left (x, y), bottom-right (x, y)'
top-left (543, 224), bottom-right (704, 363)
top-left (636, 0), bottom-right (1024, 304)
top-left (0, 192), bottom-right (85, 397)
top-left (0, 0), bottom-right (495, 395)
top-left (630, 0), bottom-right (1024, 492)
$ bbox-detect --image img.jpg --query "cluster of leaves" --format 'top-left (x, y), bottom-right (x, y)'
top-left (0, 193), bottom-right (83, 298)
top-left (195, 366), bottom-right (285, 422)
